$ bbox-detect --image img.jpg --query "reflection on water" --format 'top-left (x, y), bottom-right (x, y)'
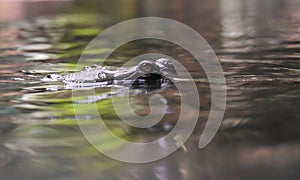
top-left (0, 0), bottom-right (299, 179)
top-left (0, 0), bottom-right (73, 22)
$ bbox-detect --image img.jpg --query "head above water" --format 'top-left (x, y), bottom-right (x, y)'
top-left (42, 58), bottom-right (177, 86)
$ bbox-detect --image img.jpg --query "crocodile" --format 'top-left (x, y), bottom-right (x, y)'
top-left (43, 58), bottom-right (177, 88)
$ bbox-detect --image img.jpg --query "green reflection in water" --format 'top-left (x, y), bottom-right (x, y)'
top-left (71, 28), bottom-right (102, 37)
top-left (54, 14), bottom-right (102, 28)
top-left (13, 86), bottom-right (139, 149)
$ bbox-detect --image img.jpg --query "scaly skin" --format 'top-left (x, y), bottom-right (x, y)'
top-left (43, 58), bottom-right (176, 86)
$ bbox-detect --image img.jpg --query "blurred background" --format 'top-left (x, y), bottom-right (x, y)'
top-left (0, 0), bottom-right (299, 180)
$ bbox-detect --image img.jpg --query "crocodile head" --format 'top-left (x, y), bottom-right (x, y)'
top-left (43, 58), bottom-right (176, 87)
top-left (128, 58), bottom-right (176, 87)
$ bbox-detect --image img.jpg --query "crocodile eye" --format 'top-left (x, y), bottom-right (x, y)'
top-left (98, 73), bottom-right (106, 80)
top-left (139, 62), bottom-right (154, 74)
top-left (46, 74), bottom-right (52, 79)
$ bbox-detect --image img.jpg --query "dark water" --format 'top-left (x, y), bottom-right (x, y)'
top-left (0, 0), bottom-right (299, 179)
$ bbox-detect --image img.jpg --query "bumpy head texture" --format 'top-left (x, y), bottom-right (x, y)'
top-left (43, 58), bottom-right (176, 86)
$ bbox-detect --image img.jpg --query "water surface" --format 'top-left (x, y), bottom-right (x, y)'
top-left (0, 0), bottom-right (299, 179)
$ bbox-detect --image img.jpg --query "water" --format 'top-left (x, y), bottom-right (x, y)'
top-left (0, 0), bottom-right (299, 179)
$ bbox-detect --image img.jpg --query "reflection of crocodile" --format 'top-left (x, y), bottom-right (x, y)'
top-left (43, 58), bottom-right (176, 88)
